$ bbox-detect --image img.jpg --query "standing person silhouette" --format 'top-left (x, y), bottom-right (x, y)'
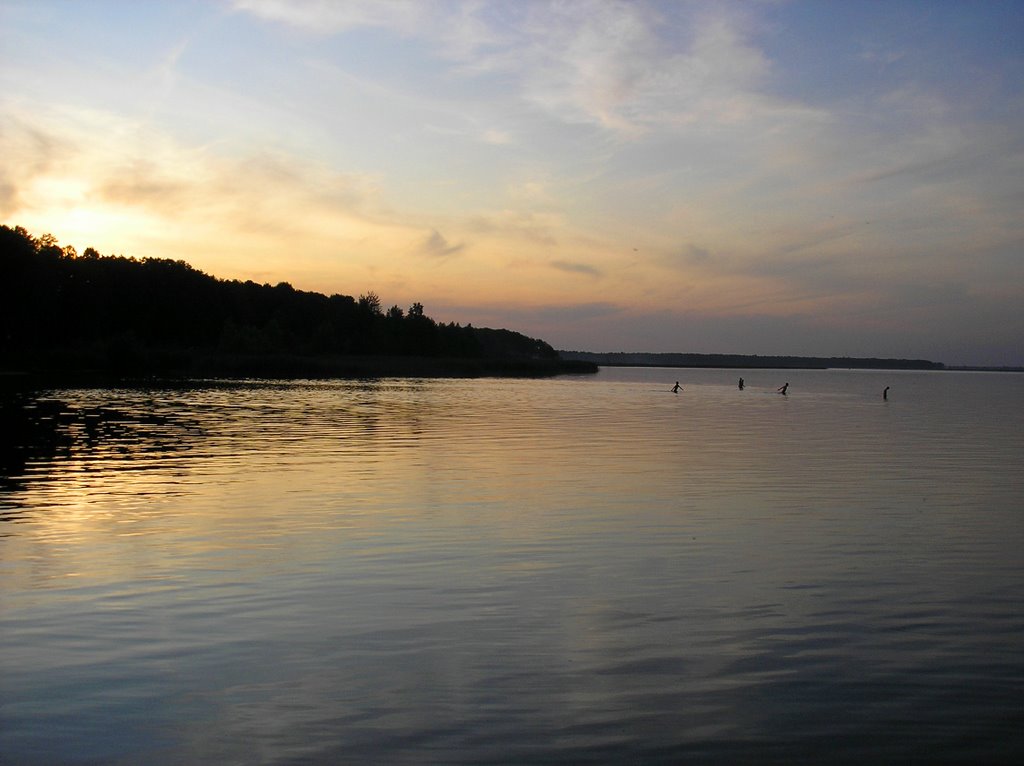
top-left (738, 377), bottom-right (745, 390)
top-left (883, 386), bottom-right (890, 400)
top-left (672, 381), bottom-right (681, 393)
top-left (777, 382), bottom-right (789, 395)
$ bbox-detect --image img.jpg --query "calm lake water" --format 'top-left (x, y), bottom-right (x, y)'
top-left (2, 367), bottom-right (1022, 764)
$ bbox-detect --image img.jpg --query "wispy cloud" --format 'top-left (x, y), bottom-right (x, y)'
top-left (230, 0), bottom-right (425, 35)
top-left (481, 128), bottom-right (512, 145)
top-left (551, 259), bottom-right (602, 278)
top-left (232, 0), bottom-right (806, 136)
top-left (466, 211), bottom-right (559, 246)
top-left (419, 228), bottom-right (465, 258)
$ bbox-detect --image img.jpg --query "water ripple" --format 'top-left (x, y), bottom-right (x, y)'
top-left (1, 371), bottom-right (1022, 763)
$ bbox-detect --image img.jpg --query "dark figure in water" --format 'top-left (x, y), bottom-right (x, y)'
top-left (672, 381), bottom-right (681, 393)
top-left (883, 386), bottom-right (890, 400)
top-left (777, 382), bottom-right (789, 395)
top-left (738, 377), bottom-right (745, 390)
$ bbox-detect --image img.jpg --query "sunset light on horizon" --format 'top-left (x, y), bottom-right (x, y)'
top-left (2, 0), bottom-right (1022, 366)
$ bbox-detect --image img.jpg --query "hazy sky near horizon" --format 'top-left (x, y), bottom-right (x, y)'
top-left (2, 1), bottom-right (1022, 365)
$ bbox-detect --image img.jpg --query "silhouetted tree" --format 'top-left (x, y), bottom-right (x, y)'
top-left (0, 224), bottom-right (581, 376)
top-left (358, 292), bottom-right (381, 316)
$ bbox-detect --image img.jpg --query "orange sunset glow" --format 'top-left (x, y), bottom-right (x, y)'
top-left (2, 1), bottom-right (1022, 365)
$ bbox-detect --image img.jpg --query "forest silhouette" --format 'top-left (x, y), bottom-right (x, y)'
top-left (0, 225), bottom-right (596, 380)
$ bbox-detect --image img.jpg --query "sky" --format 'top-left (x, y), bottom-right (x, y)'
top-left (2, 1), bottom-right (1022, 365)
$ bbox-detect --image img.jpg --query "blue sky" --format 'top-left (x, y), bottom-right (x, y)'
top-left (2, 0), bottom-right (1022, 364)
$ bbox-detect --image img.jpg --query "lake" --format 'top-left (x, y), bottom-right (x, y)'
top-left (1, 367), bottom-right (1022, 764)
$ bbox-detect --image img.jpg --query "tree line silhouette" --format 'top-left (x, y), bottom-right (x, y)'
top-left (560, 350), bottom-right (945, 371)
top-left (0, 225), bottom-right (594, 379)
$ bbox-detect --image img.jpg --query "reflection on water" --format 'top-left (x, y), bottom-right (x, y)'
top-left (1, 369), bottom-right (1023, 764)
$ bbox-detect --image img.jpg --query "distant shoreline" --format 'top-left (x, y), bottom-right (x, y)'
top-left (559, 350), bottom-right (1024, 372)
top-left (943, 365), bottom-right (1024, 373)
top-left (559, 350), bottom-right (950, 371)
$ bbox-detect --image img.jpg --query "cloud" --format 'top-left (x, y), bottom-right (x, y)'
top-left (481, 128), bottom-right (512, 145)
top-left (511, 1), bottom-right (659, 133)
top-left (466, 211), bottom-right (559, 246)
top-left (504, 5), bottom-right (828, 136)
top-left (97, 160), bottom-right (193, 213)
top-left (230, 0), bottom-right (424, 35)
top-left (418, 228), bottom-right (465, 258)
top-left (551, 259), bottom-right (602, 278)
top-left (531, 301), bottom-right (620, 322)
top-left (436, 299), bottom-right (621, 333)
top-left (680, 244), bottom-right (711, 264)
top-left (857, 44), bottom-right (906, 68)
top-left (0, 103), bottom-right (429, 284)
top-left (232, 1), bottom-right (809, 137)
top-left (0, 116), bottom-right (73, 216)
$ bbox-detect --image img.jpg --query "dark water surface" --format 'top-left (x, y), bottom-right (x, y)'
top-left (2, 368), bottom-right (1022, 764)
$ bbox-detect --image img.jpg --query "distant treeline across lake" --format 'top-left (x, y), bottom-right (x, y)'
top-left (559, 351), bottom-right (945, 370)
top-left (0, 225), bottom-right (595, 380)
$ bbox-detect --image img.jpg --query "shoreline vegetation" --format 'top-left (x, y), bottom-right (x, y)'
top-left (1, 224), bottom-right (595, 383)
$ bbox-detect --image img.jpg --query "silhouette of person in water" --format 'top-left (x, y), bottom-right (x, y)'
top-left (777, 382), bottom-right (789, 395)
top-left (738, 377), bottom-right (745, 390)
top-left (672, 381), bottom-right (681, 393)
top-left (883, 386), bottom-right (890, 400)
